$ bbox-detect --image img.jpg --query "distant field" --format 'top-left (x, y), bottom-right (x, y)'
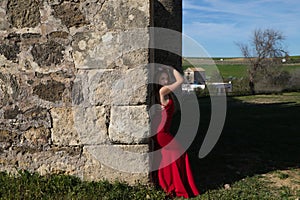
top-left (183, 57), bottom-right (300, 79)
top-left (281, 64), bottom-right (300, 72)
top-left (216, 64), bottom-right (248, 78)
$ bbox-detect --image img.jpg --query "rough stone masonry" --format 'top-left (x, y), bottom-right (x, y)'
top-left (0, 0), bottom-right (182, 184)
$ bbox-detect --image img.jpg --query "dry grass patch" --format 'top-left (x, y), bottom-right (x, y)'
top-left (261, 169), bottom-right (300, 198)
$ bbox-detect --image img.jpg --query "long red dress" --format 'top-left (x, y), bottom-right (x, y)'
top-left (155, 98), bottom-right (200, 198)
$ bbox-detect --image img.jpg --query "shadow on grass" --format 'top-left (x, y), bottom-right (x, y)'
top-left (184, 96), bottom-right (300, 193)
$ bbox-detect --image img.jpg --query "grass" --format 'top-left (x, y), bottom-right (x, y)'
top-left (1, 92), bottom-right (299, 199)
top-left (194, 175), bottom-right (282, 200)
top-left (0, 171), bottom-right (167, 200)
top-left (215, 64), bottom-right (248, 78)
top-left (233, 92), bottom-right (300, 104)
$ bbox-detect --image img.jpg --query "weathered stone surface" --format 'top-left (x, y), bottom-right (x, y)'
top-left (73, 69), bottom-right (121, 106)
top-left (0, 145), bottom-right (148, 184)
top-left (73, 106), bottom-right (109, 145)
top-left (24, 127), bottom-right (51, 147)
top-left (7, 0), bottom-right (41, 28)
top-left (0, 73), bottom-right (9, 107)
top-left (39, 2), bottom-right (69, 36)
top-left (71, 79), bottom-right (84, 105)
top-left (20, 33), bottom-right (42, 47)
top-left (47, 31), bottom-right (71, 46)
top-left (18, 107), bottom-right (51, 131)
top-left (82, 146), bottom-right (148, 184)
top-left (4, 105), bottom-right (20, 119)
top-left (0, 72), bottom-right (20, 107)
top-left (31, 40), bottom-right (65, 67)
top-left (50, 107), bottom-right (80, 146)
top-left (73, 68), bottom-right (147, 106)
top-left (109, 105), bottom-right (149, 144)
top-left (111, 67), bottom-right (148, 105)
top-left (72, 31), bottom-right (121, 69)
top-left (122, 49), bottom-right (149, 68)
top-left (0, 130), bottom-right (17, 150)
top-left (72, 29), bottom-right (149, 69)
top-left (0, 33), bottom-right (21, 62)
top-left (52, 2), bottom-right (87, 28)
top-left (33, 80), bottom-right (66, 102)
top-left (0, 146), bottom-right (83, 176)
top-left (0, 2), bottom-right (9, 30)
top-left (97, 0), bottom-right (149, 29)
top-left (77, 0), bottom-right (105, 28)
top-left (1, 107), bottom-right (52, 132)
top-left (21, 33), bottom-right (42, 39)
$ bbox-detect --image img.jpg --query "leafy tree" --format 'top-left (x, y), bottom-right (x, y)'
top-left (237, 28), bottom-right (288, 94)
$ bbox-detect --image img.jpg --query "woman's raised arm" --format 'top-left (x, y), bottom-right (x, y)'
top-left (159, 69), bottom-right (184, 99)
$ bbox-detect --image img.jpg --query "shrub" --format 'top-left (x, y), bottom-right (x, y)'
top-left (287, 68), bottom-right (300, 91)
top-left (230, 77), bottom-right (252, 96)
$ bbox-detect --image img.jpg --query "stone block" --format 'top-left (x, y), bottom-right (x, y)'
top-left (7, 0), bottom-right (41, 28)
top-left (33, 80), bottom-right (66, 102)
top-left (52, 2), bottom-right (87, 28)
top-left (72, 31), bottom-right (122, 69)
top-left (109, 105), bottom-right (149, 144)
top-left (73, 69), bottom-right (121, 106)
top-left (50, 107), bottom-right (80, 146)
top-left (31, 40), bottom-right (65, 67)
top-left (0, 33), bottom-right (21, 62)
top-left (73, 68), bottom-right (148, 106)
top-left (111, 67), bottom-right (148, 105)
top-left (73, 106), bottom-right (109, 145)
top-left (82, 146), bottom-right (149, 184)
top-left (97, 0), bottom-right (150, 29)
top-left (72, 29), bottom-right (149, 70)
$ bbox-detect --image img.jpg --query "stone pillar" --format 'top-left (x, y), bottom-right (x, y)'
top-left (0, 0), bottom-right (182, 184)
top-left (151, 0), bottom-right (182, 71)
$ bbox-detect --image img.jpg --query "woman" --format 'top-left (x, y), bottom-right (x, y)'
top-left (151, 67), bottom-right (200, 198)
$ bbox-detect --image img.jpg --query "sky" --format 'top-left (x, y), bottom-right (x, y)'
top-left (182, 0), bottom-right (300, 58)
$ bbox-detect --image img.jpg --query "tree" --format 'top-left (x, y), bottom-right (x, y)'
top-left (237, 28), bottom-right (288, 94)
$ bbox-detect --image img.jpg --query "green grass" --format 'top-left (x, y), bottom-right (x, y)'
top-left (216, 64), bottom-right (248, 78)
top-left (0, 171), bottom-right (167, 200)
top-left (233, 92), bottom-right (300, 104)
top-left (193, 175), bottom-right (280, 200)
top-left (282, 64), bottom-right (300, 72)
top-left (1, 169), bottom-right (299, 200)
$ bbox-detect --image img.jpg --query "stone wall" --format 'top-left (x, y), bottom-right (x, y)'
top-left (0, 0), bottom-right (182, 184)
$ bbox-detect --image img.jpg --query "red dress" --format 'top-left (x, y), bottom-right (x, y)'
top-left (155, 98), bottom-right (200, 198)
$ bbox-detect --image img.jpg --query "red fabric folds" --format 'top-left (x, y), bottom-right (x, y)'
top-left (155, 98), bottom-right (200, 198)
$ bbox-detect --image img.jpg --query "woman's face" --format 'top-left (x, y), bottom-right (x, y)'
top-left (159, 72), bottom-right (169, 86)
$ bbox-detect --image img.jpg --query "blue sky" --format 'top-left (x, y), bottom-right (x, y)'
top-left (183, 0), bottom-right (300, 57)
